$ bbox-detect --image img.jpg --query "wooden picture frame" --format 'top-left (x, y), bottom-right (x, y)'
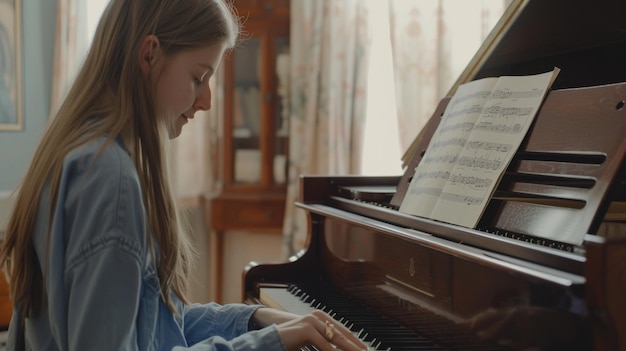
top-left (0, 0), bottom-right (22, 131)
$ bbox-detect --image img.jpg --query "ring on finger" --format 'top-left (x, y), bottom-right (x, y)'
top-left (325, 320), bottom-right (335, 341)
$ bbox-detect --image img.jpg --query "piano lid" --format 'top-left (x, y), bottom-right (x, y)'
top-left (449, 0), bottom-right (626, 95)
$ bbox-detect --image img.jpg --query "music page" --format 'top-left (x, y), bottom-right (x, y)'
top-left (398, 77), bottom-right (498, 218)
top-left (400, 68), bottom-right (560, 228)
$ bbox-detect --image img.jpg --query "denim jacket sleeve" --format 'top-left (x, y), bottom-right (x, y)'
top-left (182, 303), bottom-right (261, 343)
top-left (178, 303), bottom-right (286, 351)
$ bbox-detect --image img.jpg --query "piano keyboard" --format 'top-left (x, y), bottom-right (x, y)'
top-left (260, 285), bottom-right (448, 351)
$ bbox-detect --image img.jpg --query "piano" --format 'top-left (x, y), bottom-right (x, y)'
top-left (243, 0), bottom-right (626, 350)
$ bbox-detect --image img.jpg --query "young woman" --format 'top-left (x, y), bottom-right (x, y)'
top-left (0, 1), bottom-right (367, 350)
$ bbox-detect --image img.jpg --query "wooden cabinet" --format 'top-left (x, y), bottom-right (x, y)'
top-left (204, 0), bottom-right (290, 303)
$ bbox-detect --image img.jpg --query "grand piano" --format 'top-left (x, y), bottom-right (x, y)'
top-left (243, 1), bottom-right (626, 350)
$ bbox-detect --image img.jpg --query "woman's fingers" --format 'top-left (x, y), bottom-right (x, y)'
top-left (311, 310), bottom-right (367, 349)
top-left (276, 310), bottom-right (368, 351)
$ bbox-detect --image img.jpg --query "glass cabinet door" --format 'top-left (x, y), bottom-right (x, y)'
top-left (274, 36), bottom-right (290, 185)
top-left (226, 24), bottom-right (290, 189)
top-left (232, 37), bottom-right (262, 184)
top-left (217, 0), bottom-right (290, 192)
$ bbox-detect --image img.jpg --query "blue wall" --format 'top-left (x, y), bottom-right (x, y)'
top-left (0, 0), bottom-right (57, 226)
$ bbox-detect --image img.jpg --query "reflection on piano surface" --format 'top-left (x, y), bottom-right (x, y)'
top-left (243, 0), bottom-right (626, 350)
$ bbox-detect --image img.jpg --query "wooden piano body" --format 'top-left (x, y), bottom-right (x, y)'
top-left (244, 0), bottom-right (626, 350)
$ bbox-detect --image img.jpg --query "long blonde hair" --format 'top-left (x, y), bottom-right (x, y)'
top-left (0, 0), bottom-right (239, 317)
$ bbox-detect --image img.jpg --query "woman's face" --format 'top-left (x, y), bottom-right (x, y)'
top-left (148, 40), bottom-right (228, 139)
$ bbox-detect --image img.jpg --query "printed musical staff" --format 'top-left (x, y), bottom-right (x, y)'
top-left (465, 141), bottom-right (512, 153)
top-left (456, 156), bottom-right (502, 170)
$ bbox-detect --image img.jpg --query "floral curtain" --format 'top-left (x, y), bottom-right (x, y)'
top-left (50, 0), bottom-right (78, 117)
top-left (282, 0), bottom-right (371, 256)
top-left (50, 0), bottom-right (109, 117)
top-left (389, 0), bottom-right (509, 154)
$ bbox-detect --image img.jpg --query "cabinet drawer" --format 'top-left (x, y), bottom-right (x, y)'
top-left (209, 197), bottom-right (285, 231)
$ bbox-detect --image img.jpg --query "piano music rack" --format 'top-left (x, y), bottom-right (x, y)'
top-left (392, 81), bottom-right (626, 250)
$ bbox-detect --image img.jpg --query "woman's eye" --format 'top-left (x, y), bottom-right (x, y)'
top-left (194, 77), bottom-right (203, 86)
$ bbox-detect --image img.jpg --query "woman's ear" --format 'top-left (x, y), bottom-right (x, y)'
top-left (139, 35), bottom-right (161, 76)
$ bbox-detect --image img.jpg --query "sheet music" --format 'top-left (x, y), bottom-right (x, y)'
top-left (400, 68), bottom-right (560, 228)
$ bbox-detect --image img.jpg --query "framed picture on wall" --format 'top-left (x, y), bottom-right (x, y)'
top-left (0, 0), bottom-right (22, 131)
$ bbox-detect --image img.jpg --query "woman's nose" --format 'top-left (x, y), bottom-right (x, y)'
top-left (195, 85), bottom-right (212, 111)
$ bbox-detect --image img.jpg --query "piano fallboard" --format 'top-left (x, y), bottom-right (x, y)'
top-left (328, 195), bottom-right (588, 276)
top-left (299, 200), bottom-right (586, 288)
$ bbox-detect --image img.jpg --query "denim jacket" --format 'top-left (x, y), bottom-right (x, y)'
top-left (6, 136), bottom-right (286, 351)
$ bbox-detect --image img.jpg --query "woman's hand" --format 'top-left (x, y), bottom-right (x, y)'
top-left (252, 308), bottom-right (368, 351)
